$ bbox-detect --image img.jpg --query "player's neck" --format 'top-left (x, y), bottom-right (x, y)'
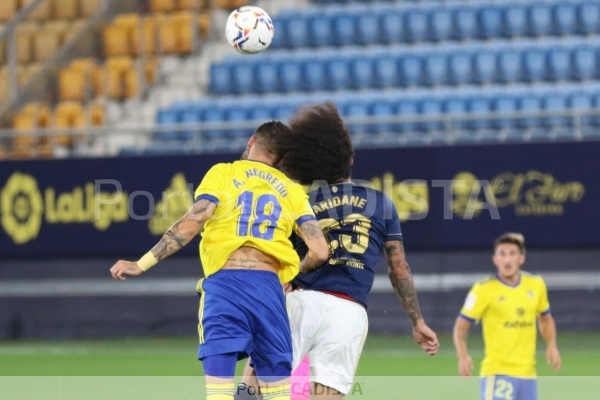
top-left (246, 151), bottom-right (274, 167)
top-left (497, 271), bottom-right (521, 286)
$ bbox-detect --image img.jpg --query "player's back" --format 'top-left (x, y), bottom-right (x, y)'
top-left (293, 182), bottom-right (402, 306)
top-left (195, 160), bottom-right (312, 283)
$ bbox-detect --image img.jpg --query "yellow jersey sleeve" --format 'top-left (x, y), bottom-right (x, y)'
top-left (459, 283), bottom-right (490, 323)
top-left (537, 277), bottom-right (551, 316)
top-left (194, 164), bottom-right (228, 204)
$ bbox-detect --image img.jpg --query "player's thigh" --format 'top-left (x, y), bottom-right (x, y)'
top-left (480, 376), bottom-right (524, 400)
top-left (309, 294), bottom-right (368, 394)
top-left (287, 290), bottom-right (322, 370)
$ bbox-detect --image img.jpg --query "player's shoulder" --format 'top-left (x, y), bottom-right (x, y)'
top-left (521, 271), bottom-right (546, 284)
top-left (475, 274), bottom-right (501, 287)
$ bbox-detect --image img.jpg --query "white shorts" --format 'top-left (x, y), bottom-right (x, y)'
top-left (287, 290), bottom-right (368, 395)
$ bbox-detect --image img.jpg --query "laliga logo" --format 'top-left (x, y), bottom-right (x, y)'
top-left (0, 172), bottom-right (44, 244)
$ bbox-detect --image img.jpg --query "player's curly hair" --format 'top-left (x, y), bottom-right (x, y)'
top-left (279, 101), bottom-right (354, 185)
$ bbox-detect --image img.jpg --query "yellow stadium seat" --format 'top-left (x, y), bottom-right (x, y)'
top-left (80, 0), bottom-right (99, 17)
top-left (25, 62), bottom-right (42, 81)
top-left (145, 57), bottom-right (158, 85)
top-left (0, 0), bottom-right (18, 22)
top-left (104, 56), bottom-right (133, 99)
top-left (68, 18), bottom-right (87, 40)
top-left (89, 103), bottom-right (104, 126)
top-left (25, 0), bottom-right (52, 21)
top-left (137, 15), bottom-right (160, 55)
top-left (178, 0), bottom-right (208, 11)
top-left (198, 11), bottom-right (210, 39)
top-left (158, 15), bottom-right (177, 54)
top-left (37, 143), bottom-right (55, 158)
top-left (45, 19), bottom-right (70, 43)
top-left (16, 23), bottom-right (37, 64)
top-left (8, 146), bottom-right (35, 159)
top-left (150, 0), bottom-right (176, 12)
top-left (54, 101), bottom-right (85, 146)
top-left (103, 25), bottom-right (130, 57)
top-left (173, 12), bottom-right (193, 54)
top-left (0, 145), bottom-right (6, 160)
top-left (59, 67), bottom-right (85, 100)
top-left (215, 0), bottom-right (246, 10)
top-left (53, 0), bottom-right (78, 19)
top-left (33, 29), bottom-right (61, 61)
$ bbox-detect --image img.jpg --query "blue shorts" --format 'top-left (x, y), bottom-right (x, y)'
top-left (480, 376), bottom-right (537, 400)
top-left (197, 269), bottom-right (292, 376)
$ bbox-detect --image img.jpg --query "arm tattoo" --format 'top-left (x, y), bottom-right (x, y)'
top-left (151, 199), bottom-right (213, 262)
top-left (385, 241), bottom-right (423, 325)
top-left (299, 220), bottom-right (325, 240)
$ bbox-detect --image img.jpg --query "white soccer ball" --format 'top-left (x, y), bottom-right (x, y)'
top-left (225, 6), bottom-right (274, 54)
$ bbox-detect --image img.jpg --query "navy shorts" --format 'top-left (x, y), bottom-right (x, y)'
top-left (481, 376), bottom-right (537, 400)
top-left (197, 269), bottom-right (292, 377)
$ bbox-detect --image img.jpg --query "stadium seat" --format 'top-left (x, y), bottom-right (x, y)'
top-left (104, 56), bottom-right (133, 99)
top-left (327, 59), bottom-right (350, 90)
top-left (350, 58), bottom-right (374, 90)
top-left (493, 97), bottom-right (518, 129)
top-left (81, 0), bottom-right (101, 17)
top-left (504, 6), bottom-right (527, 38)
top-left (518, 96), bottom-right (542, 128)
top-left (569, 93), bottom-right (593, 126)
top-left (231, 62), bottom-right (255, 94)
top-left (474, 52), bottom-right (497, 84)
top-left (419, 99), bottom-right (443, 131)
top-left (356, 13), bottom-right (380, 45)
top-left (16, 23), bottom-right (37, 63)
top-left (498, 51), bottom-right (521, 83)
top-left (156, 108), bottom-right (180, 141)
top-left (396, 101), bottom-right (418, 132)
top-left (430, 10), bottom-right (453, 41)
top-left (554, 4), bottom-right (577, 36)
top-left (381, 12), bottom-right (403, 43)
top-left (455, 9), bottom-right (477, 40)
top-left (248, 107), bottom-right (273, 123)
top-left (287, 17), bottom-right (309, 48)
top-left (344, 100), bottom-right (370, 134)
top-left (25, 0), bottom-right (52, 21)
top-left (479, 8), bottom-right (503, 39)
top-left (256, 62), bottom-right (279, 93)
top-left (0, 0), bottom-right (17, 22)
top-left (54, 0), bottom-right (79, 19)
top-left (303, 59), bottom-right (327, 92)
top-left (424, 54), bottom-right (448, 86)
top-left (449, 53), bottom-right (472, 85)
top-left (103, 25), bottom-right (130, 57)
top-left (543, 95), bottom-right (569, 127)
top-left (406, 11), bottom-right (428, 43)
top-left (333, 14), bottom-right (356, 46)
top-left (370, 101), bottom-right (394, 134)
top-left (374, 56), bottom-right (399, 88)
top-left (59, 67), bottom-right (86, 100)
top-left (523, 51), bottom-right (546, 82)
top-left (467, 98), bottom-right (492, 130)
top-left (209, 64), bottom-right (230, 94)
top-left (280, 61), bottom-right (302, 92)
top-left (548, 49), bottom-right (572, 81)
top-left (226, 108), bottom-right (252, 138)
top-left (529, 5), bottom-right (552, 37)
top-left (54, 101), bottom-right (85, 146)
top-left (573, 48), bottom-right (597, 80)
top-left (400, 56), bottom-right (422, 87)
top-left (579, 3), bottom-right (600, 34)
top-left (150, 0), bottom-right (176, 12)
top-left (34, 27), bottom-right (62, 62)
top-left (308, 14), bottom-right (332, 47)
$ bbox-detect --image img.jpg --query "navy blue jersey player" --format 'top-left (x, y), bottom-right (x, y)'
top-left (237, 102), bottom-right (439, 400)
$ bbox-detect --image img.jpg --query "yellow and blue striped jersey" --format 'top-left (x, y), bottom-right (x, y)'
top-left (460, 272), bottom-right (551, 377)
top-left (194, 160), bottom-right (316, 284)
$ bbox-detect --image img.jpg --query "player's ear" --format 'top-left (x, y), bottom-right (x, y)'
top-left (247, 134), bottom-right (256, 148)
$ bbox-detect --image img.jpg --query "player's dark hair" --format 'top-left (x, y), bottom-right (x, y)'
top-left (494, 232), bottom-right (526, 254)
top-left (254, 120), bottom-right (292, 164)
top-left (279, 101), bottom-right (354, 185)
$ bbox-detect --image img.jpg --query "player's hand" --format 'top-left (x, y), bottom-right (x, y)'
top-left (110, 260), bottom-right (143, 280)
top-left (458, 355), bottom-right (474, 377)
top-left (546, 344), bottom-right (562, 371)
top-left (412, 320), bottom-right (440, 356)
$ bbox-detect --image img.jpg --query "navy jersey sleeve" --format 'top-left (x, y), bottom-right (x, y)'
top-left (383, 195), bottom-right (403, 241)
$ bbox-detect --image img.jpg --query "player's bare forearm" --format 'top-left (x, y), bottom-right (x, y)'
top-left (151, 199), bottom-right (216, 262)
top-left (453, 317), bottom-right (471, 358)
top-left (384, 240), bottom-right (423, 325)
top-left (539, 313), bottom-right (558, 347)
top-left (297, 219), bottom-right (330, 273)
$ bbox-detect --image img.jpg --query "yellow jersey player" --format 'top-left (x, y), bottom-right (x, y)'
top-left (453, 233), bottom-right (562, 400)
top-left (110, 121), bottom-right (330, 400)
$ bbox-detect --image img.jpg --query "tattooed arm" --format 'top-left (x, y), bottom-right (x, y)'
top-left (110, 199), bottom-right (217, 280)
top-left (384, 240), bottom-right (440, 355)
top-left (296, 219), bottom-right (330, 274)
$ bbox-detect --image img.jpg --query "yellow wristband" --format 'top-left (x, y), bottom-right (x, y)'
top-left (137, 251), bottom-right (158, 272)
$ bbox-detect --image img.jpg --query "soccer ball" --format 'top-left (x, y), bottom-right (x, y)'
top-left (225, 6), bottom-right (274, 54)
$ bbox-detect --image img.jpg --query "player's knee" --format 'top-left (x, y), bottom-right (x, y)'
top-left (233, 383), bottom-right (260, 400)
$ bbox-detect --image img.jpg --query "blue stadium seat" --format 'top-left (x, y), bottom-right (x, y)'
top-left (327, 59), bottom-right (351, 90)
top-left (357, 13), bottom-right (380, 45)
top-left (287, 17), bottom-right (310, 48)
top-left (504, 6), bottom-right (527, 37)
top-left (226, 108), bottom-right (252, 138)
top-left (579, 3), bottom-right (600, 34)
top-left (344, 100), bottom-right (370, 134)
top-left (350, 58), bottom-right (375, 89)
top-left (202, 108), bottom-right (226, 139)
top-left (424, 54), bottom-right (448, 86)
top-left (430, 10), bottom-right (453, 41)
top-left (374, 56), bottom-right (399, 88)
top-left (396, 101), bottom-right (418, 132)
top-left (155, 109), bottom-right (179, 141)
top-left (449, 53), bottom-right (472, 85)
top-left (280, 61), bottom-right (302, 92)
top-left (381, 12), bottom-right (403, 43)
top-left (406, 11), bottom-right (428, 42)
top-left (303, 59), bottom-right (328, 91)
top-left (231, 63), bottom-right (255, 94)
top-left (444, 98), bottom-right (467, 130)
top-left (273, 104), bottom-right (296, 122)
top-left (455, 9), bottom-right (477, 40)
top-left (548, 49), bottom-right (572, 81)
top-left (493, 97), bottom-right (518, 129)
top-left (523, 51), bottom-right (547, 82)
top-left (569, 93), bottom-right (594, 125)
top-left (256, 62), bottom-right (279, 93)
top-left (573, 48), bottom-right (597, 80)
top-left (518, 96), bottom-right (542, 128)
top-left (333, 14), bottom-right (357, 46)
top-left (179, 107), bottom-right (202, 141)
top-left (554, 4), bottom-right (577, 35)
top-left (209, 64), bottom-right (231, 94)
top-left (543, 95), bottom-right (569, 127)
top-left (400, 56), bottom-right (423, 86)
top-left (248, 107), bottom-right (273, 124)
top-left (498, 51), bottom-right (522, 83)
top-left (479, 8), bottom-right (503, 39)
top-left (474, 52), bottom-right (497, 84)
top-left (370, 101), bottom-right (395, 134)
top-left (467, 98), bottom-right (492, 130)
top-left (529, 5), bottom-right (553, 36)
top-left (419, 99), bottom-right (443, 131)
top-left (270, 17), bottom-right (286, 49)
